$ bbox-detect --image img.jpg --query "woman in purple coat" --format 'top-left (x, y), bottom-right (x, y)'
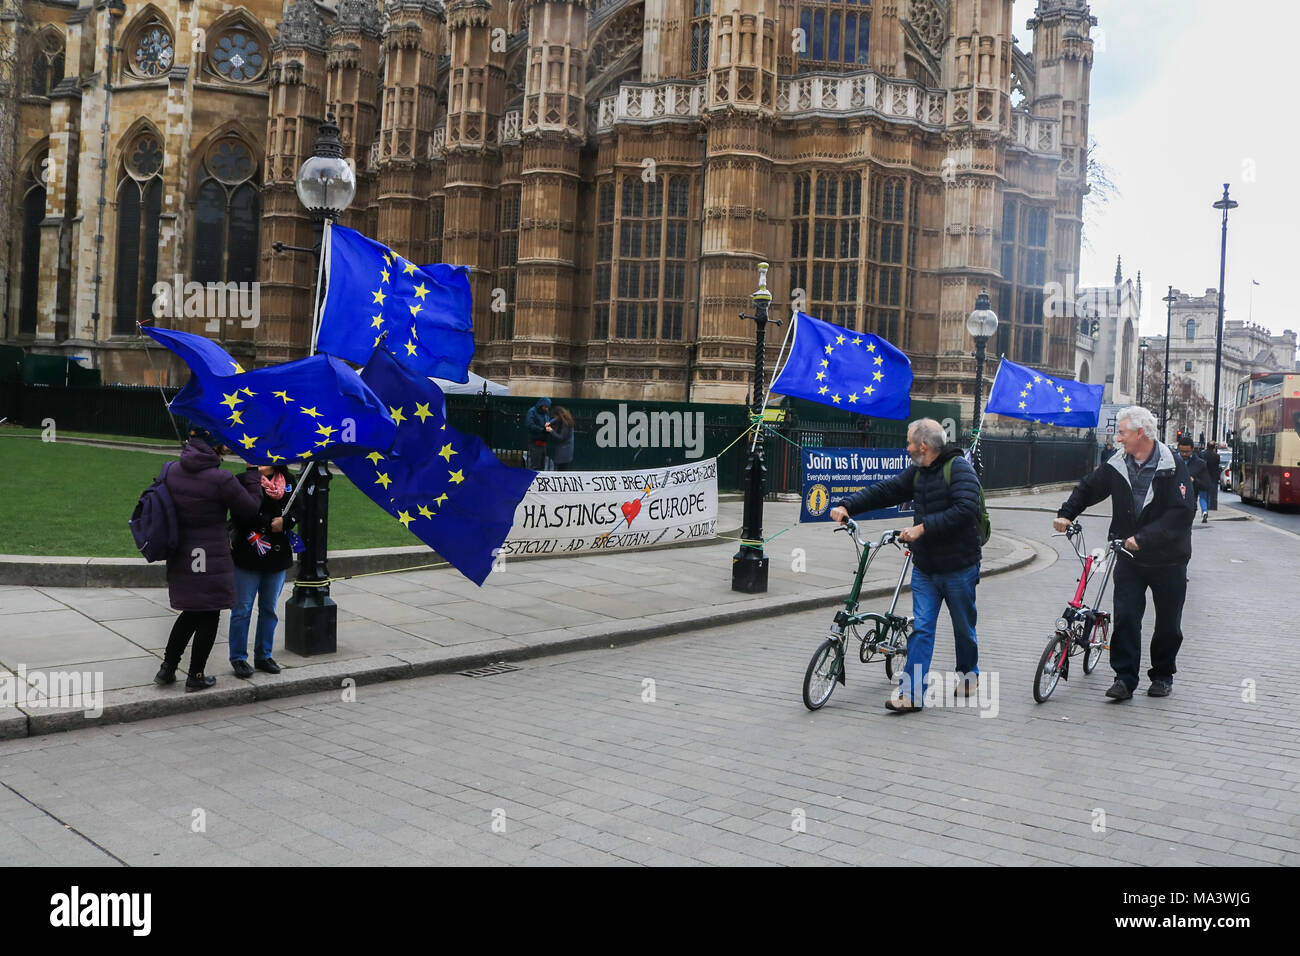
top-left (154, 429), bottom-right (262, 691)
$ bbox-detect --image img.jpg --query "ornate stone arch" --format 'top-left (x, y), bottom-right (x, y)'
top-left (120, 5), bottom-right (177, 80)
top-left (585, 3), bottom-right (643, 88)
top-left (507, 0), bottom-right (529, 38)
top-left (201, 7), bottom-right (272, 84)
top-left (14, 140), bottom-right (51, 336)
top-left (28, 25), bottom-right (66, 96)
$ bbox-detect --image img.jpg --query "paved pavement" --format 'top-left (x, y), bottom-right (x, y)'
top-left (0, 491), bottom-right (1062, 736)
top-left (0, 505), bottom-right (1294, 866)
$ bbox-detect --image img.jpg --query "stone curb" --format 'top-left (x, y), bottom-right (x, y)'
top-left (0, 530), bottom-right (1042, 739)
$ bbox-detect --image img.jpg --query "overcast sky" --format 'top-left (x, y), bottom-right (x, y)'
top-left (1013, 0), bottom-right (1298, 345)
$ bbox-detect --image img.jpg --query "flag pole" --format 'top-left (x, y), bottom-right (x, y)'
top-left (309, 218), bottom-right (332, 357)
top-left (749, 311), bottom-right (797, 454)
top-left (970, 354), bottom-right (1004, 460)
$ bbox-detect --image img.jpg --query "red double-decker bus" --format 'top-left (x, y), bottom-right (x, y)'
top-left (1232, 372), bottom-right (1300, 508)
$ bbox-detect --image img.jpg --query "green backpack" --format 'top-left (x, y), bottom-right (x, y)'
top-left (914, 458), bottom-right (992, 546)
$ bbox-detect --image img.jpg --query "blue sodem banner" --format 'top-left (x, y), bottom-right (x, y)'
top-left (801, 447), bottom-right (914, 522)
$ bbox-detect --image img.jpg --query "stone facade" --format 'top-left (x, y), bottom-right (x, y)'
top-left (3, 0), bottom-right (1097, 418)
top-left (1071, 255), bottom-right (1139, 406)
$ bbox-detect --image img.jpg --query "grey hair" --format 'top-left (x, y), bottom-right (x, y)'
top-left (908, 418), bottom-right (947, 451)
top-left (1116, 405), bottom-right (1159, 441)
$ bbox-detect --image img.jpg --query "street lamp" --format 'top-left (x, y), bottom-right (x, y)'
top-left (1210, 184), bottom-right (1238, 444)
top-left (1138, 338), bottom-right (1149, 406)
top-left (732, 261), bottom-right (778, 594)
top-left (284, 109), bottom-right (354, 657)
top-left (1161, 285), bottom-right (1174, 441)
top-left (89, 0), bottom-right (126, 367)
top-left (965, 287), bottom-right (998, 476)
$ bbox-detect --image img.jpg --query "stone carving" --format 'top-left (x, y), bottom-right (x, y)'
top-left (277, 0), bottom-right (327, 51)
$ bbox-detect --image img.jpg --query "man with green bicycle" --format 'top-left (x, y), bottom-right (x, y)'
top-left (829, 418), bottom-right (984, 714)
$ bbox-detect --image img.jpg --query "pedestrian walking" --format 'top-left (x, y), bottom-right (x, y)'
top-left (829, 418), bottom-right (983, 713)
top-left (1201, 441), bottom-right (1222, 512)
top-left (228, 464), bottom-right (298, 678)
top-left (155, 428), bottom-right (263, 691)
top-left (545, 405), bottom-right (576, 471)
top-left (526, 397), bottom-right (552, 470)
top-left (1179, 436), bottom-right (1213, 523)
top-left (1053, 406), bottom-right (1195, 701)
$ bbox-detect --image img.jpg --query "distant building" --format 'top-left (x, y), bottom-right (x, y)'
top-left (1072, 255), bottom-right (1140, 407)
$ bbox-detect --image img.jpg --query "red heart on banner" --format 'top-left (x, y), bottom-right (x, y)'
top-left (621, 500), bottom-right (641, 525)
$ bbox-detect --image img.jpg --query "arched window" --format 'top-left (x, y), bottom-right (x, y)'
top-left (191, 137), bottom-right (259, 287)
top-left (127, 19), bottom-right (175, 78)
top-left (18, 153), bottom-right (49, 335)
top-left (798, 1), bottom-right (871, 72)
top-left (493, 186), bottom-right (520, 340)
top-left (207, 24), bottom-right (266, 83)
top-left (114, 131), bottom-right (164, 335)
top-left (30, 31), bottom-right (65, 96)
top-left (689, 0), bottom-right (711, 73)
top-left (1185, 317), bottom-right (1196, 341)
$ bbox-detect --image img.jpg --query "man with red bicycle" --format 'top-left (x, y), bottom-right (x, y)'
top-left (1053, 406), bottom-right (1196, 701)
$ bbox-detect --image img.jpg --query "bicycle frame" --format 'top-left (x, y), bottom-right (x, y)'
top-left (827, 521), bottom-right (912, 682)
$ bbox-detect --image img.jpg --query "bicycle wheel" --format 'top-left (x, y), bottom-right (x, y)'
top-left (803, 638), bottom-right (843, 711)
top-left (1033, 632), bottom-right (1070, 703)
top-left (884, 629), bottom-right (909, 682)
top-left (1082, 617), bottom-right (1109, 675)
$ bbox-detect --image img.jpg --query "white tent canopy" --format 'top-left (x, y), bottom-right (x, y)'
top-left (430, 370), bottom-right (510, 395)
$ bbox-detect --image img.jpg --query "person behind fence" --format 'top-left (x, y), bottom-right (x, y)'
top-left (546, 405), bottom-right (576, 471)
top-left (1178, 436), bottom-right (1213, 524)
top-left (155, 428), bottom-right (263, 692)
top-left (828, 418), bottom-right (983, 714)
top-left (526, 397), bottom-right (552, 470)
top-left (1053, 405), bottom-right (1195, 701)
top-left (227, 463), bottom-right (298, 679)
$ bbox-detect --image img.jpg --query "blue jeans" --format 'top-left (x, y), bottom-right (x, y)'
top-left (899, 564), bottom-right (980, 706)
top-left (230, 566), bottom-right (287, 662)
top-left (1198, 491), bottom-right (1209, 514)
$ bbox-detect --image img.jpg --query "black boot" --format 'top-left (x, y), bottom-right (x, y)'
top-left (185, 671), bottom-right (216, 692)
top-left (154, 663), bottom-right (177, 685)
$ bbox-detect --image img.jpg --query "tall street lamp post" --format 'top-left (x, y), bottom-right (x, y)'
top-left (1138, 339), bottom-right (1149, 406)
top-left (1210, 184), bottom-right (1238, 444)
top-left (1161, 285), bottom-right (1174, 440)
top-left (733, 262), bottom-right (777, 594)
top-left (965, 288), bottom-right (998, 477)
top-left (283, 110), bottom-right (355, 657)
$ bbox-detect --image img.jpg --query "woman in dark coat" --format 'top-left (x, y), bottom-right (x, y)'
top-left (156, 429), bottom-right (262, 691)
top-left (227, 464), bottom-right (298, 678)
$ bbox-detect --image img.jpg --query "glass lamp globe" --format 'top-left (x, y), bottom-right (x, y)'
top-left (295, 155), bottom-right (355, 217)
top-left (966, 288), bottom-right (999, 339)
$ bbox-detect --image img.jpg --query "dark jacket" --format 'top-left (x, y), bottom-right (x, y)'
top-left (550, 421), bottom-right (575, 465)
top-left (163, 439), bottom-right (263, 611)
top-left (230, 469), bottom-right (299, 574)
top-left (834, 444), bottom-right (983, 575)
top-left (1201, 446), bottom-right (1221, 477)
top-left (1057, 443), bottom-right (1195, 567)
top-left (526, 399), bottom-right (552, 443)
top-left (1182, 452), bottom-right (1212, 492)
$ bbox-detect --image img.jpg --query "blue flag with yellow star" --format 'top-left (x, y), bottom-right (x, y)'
top-left (336, 348), bottom-right (537, 587)
top-left (984, 357), bottom-right (1103, 427)
top-left (769, 312), bottom-right (912, 418)
top-left (316, 224), bottom-right (475, 382)
top-left (143, 325), bottom-right (397, 465)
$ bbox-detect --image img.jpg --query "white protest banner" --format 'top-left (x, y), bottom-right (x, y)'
top-left (499, 459), bottom-right (718, 557)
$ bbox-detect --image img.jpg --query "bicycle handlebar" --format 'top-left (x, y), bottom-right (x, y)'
top-left (835, 519), bottom-right (904, 550)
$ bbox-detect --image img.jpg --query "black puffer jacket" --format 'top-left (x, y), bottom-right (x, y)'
top-left (1182, 453), bottom-right (1212, 492)
top-left (834, 444), bottom-right (983, 575)
top-left (1057, 443), bottom-right (1195, 567)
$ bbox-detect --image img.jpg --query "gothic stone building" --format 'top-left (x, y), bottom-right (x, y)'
top-left (2, 0), bottom-right (1097, 416)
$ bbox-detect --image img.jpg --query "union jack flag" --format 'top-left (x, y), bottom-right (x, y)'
top-left (247, 531), bottom-right (271, 556)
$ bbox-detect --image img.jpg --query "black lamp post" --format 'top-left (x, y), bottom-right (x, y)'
top-left (732, 261), bottom-right (778, 594)
top-left (283, 110), bottom-right (356, 657)
top-left (965, 288), bottom-right (998, 476)
top-left (1161, 285), bottom-right (1174, 441)
top-left (89, 0), bottom-right (126, 367)
top-left (1210, 184), bottom-right (1238, 445)
top-left (1138, 339), bottom-right (1149, 406)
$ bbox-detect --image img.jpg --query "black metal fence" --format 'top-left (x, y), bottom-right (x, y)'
top-left (976, 435), bottom-right (1097, 490)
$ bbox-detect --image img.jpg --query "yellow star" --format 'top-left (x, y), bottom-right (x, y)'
top-left (227, 410), bottom-right (244, 425)
top-left (873, 371), bottom-right (884, 381)
top-left (397, 509), bottom-right (414, 528)
top-left (239, 434), bottom-right (258, 449)
top-left (297, 450), bottom-right (313, 459)
top-left (874, 356), bottom-right (883, 366)
top-left (313, 439), bottom-right (332, 448)
top-left (824, 344), bottom-right (835, 355)
top-left (268, 453), bottom-right (285, 463)
top-left (417, 504), bottom-right (434, 519)
top-left (831, 394), bottom-right (841, 404)
top-left (230, 362), bottom-right (246, 374)
top-left (315, 424), bottom-right (337, 439)
top-left (408, 303), bottom-right (422, 319)
top-left (439, 443), bottom-right (457, 462)
top-left (852, 337), bottom-right (862, 346)
top-left (413, 282), bottom-right (429, 300)
top-left (434, 493), bottom-right (448, 507)
top-left (300, 406), bottom-right (322, 418)
top-left (375, 473), bottom-right (392, 490)
top-left (411, 325), bottom-right (418, 341)
top-left (818, 386), bottom-right (828, 395)
top-left (815, 371), bottom-right (826, 381)
top-left (1045, 378), bottom-right (1054, 387)
top-left (366, 452), bottom-right (384, 465)
top-left (1057, 385), bottom-right (1065, 393)
top-left (240, 387), bottom-right (256, 397)
top-left (1033, 375), bottom-right (1042, 383)
top-left (382, 252), bottom-right (393, 266)
top-left (866, 342), bottom-right (876, 352)
top-left (1019, 401), bottom-right (1027, 409)
top-left (1020, 390), bottom-right (1029, 397)
top-left (373, 335), bottom-right (383, 348)
top-left (380, 267), bottom-right (390, 284)
top-left (273, 390), bottom-right (292, 404)
top-left (449, 469), bottom-right (465, 484)
top-left (389, 406), bottom-right (406, 425)
top-left (848, 393), bottom-right (858, 403)
top-left (403, 260), bottom-right (418, 276)
top-left (371, 289), bottom-right (387, 305)
top-left (370, 315), bottom-right (384, 330)
top-left (820, 359), bottom-right (829, 368)
top-left (414, 402), bottom-right (433, 424)
top-left (864, 384), bottom-right (875, 395)
top-left (405, 341), bottom-right (418, 356)
top-left (220, 391), bottom-right (243, 409)
top-left (836, 334), bottom-right (846, 345)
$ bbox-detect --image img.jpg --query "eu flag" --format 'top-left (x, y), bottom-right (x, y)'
top-left (143, 326), bottom-right (397, 464)
top-left (769, 312), bottom-right (912, 419)
top-left (984, 357), bottom-right (1103, 427)
top-left (317, 224), bottom-right (475, 382)
top-left (336, 349), bottom-right (537, 587)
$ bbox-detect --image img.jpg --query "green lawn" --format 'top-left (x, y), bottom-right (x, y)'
top-left (0, 437), bottom-right (420, 556)
top-left (1, 426), bottom-right (172, 445)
